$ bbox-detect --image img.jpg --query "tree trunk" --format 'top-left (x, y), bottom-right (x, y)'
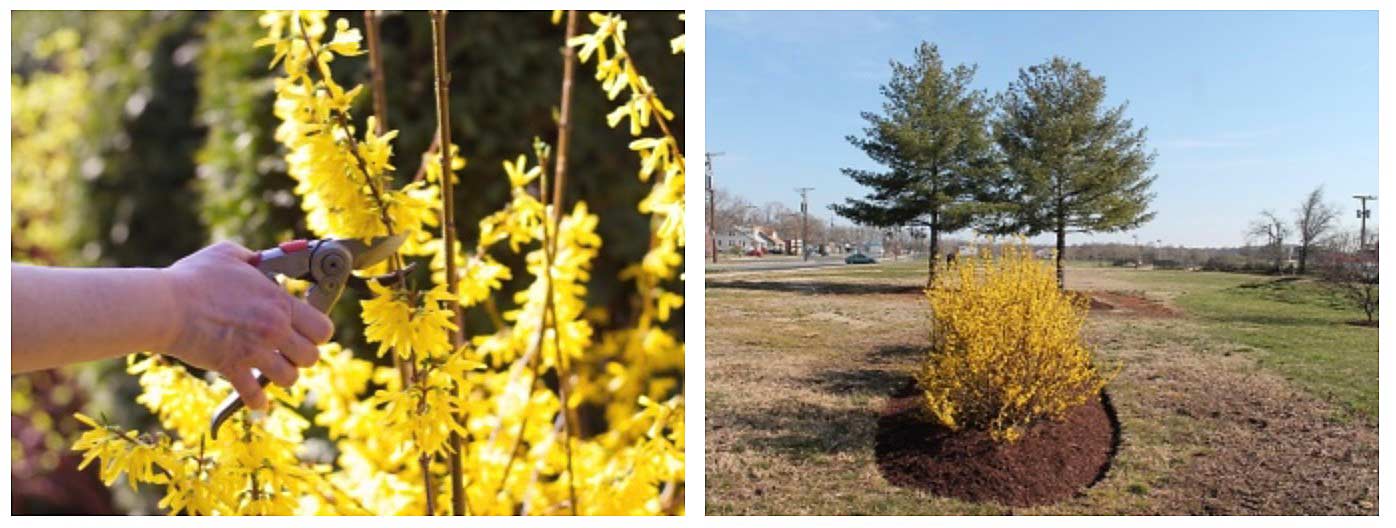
top-left (1364, 286), bottom-right (1376, 323)
top-left (1297, 244), bottom-right (1308, 275)
top-left (1054, 178), bottom-right (1066, 290)
top-left (1055, 227), bottom-right (1066, 291)
top-left (927, 218), bottom-right (940, 289)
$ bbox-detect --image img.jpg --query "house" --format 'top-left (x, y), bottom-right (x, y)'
top-left (711, 228), bottom-right (750, 253)
top-left (706, 225), bottom-right (793, 255)
top-left (754, 227), bottom-right (784, 254)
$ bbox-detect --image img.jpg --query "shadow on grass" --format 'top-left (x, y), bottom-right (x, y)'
top-left (706, 280), bottom-right (924, 296)
top-left (712, 359), bottom-right (918, 458)
top-left (804, 366), bottom-right (906, 398)
top-left (869, 344), bottom-right (927, 365)
top-left (1202, 311), bottom-right (1341, 328)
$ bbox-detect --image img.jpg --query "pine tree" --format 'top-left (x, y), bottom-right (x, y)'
top-left (990, 57), bottom-right (1157, 289)
top-left (833, 42), bottom-right (995, 287)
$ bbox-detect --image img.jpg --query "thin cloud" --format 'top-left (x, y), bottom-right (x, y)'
top-left (1160, 125), bottom-right (1296, 150)
top-left (1162, 138), bottom-right (1252, 149)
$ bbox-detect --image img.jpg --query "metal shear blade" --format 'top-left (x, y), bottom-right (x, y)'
top-left (340, 232), bottom-right (407, 270)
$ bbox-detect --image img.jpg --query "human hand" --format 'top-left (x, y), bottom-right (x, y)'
top-left (159, 241), bottom-right (334, 411)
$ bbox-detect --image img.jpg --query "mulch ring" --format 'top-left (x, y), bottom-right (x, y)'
top-left (874, 381), bottom-right (1120, 507)
top-left (1076, 290), bottom-right (1179, 318)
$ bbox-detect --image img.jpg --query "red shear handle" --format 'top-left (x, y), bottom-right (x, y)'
top-left (247, 239), bottom-right (310, 267)
top-left (279, 239), bottom-right (311, 253)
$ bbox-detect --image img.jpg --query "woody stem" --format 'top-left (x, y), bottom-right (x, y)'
top-left (550, 10), bottom-right (581, 516)
top-left (429, 9), bottom-right (469, 517)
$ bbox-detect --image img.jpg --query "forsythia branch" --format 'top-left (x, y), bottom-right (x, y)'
top-left (429, 9), bottom-right (470, 516)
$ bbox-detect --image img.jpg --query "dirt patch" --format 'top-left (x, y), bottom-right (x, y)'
top-left (805, 310), bottom-right (868, 328)
top-left (1087, 317), bottom-right (1380, 515)
top-left (1136, 348), bottom-right (1381, 515)
top-left (1079, 290), bottom-right (1179, 318)
top-left (874, 381), bottom-right (1118, 507)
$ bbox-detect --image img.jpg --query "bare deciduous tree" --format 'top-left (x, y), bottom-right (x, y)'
top-left (1293, 185), bottom-right (1340, 275)
top-left (1316, 230), bottom-right (1379, 324)
top-left (1247, 210), bottom-right (1290, 273)
top-left (760, 201), bottom-right (791, 226)
top-left (711, 187), bottom-right (756, 234)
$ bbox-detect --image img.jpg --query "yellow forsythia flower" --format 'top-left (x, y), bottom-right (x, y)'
top-left (361, 280), bottom-right (458, 361)
top-left (72, 11), bottom-right (686, 516)
top-left (919, 239), bottom-right (1111, 443)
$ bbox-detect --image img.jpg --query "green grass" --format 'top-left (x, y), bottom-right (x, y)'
top-left (1110, 269), bottom-right (1379, 419)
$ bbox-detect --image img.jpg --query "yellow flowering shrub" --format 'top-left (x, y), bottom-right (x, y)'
top-left (70, 10), bottom-right (684, 516)
top-left (919, 240), bottom-right (1110, 443)
top-left (11, 29), bottom-right (92, 266)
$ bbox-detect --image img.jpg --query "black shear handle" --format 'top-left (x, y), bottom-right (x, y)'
top-left (209, 372), bottom-right (272, 439)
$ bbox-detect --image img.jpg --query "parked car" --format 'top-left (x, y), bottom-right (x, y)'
top-left (845, 252), bottom-right (876, 265)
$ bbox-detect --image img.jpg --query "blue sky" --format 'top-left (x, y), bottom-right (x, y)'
top-left (706, 10), bottom-right (1379, 248)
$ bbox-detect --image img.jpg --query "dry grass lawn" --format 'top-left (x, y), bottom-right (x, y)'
top-left (704, 262), bottom-right (1378, 515)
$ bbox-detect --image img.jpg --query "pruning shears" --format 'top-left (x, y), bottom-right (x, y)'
top-left (209, 233), bottom-right (406, 439)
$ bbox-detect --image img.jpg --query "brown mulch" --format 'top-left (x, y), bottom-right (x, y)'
top-left (1077, 290), bottom-right (1180, 318)
top-left (874, 382), bottom-right (1119, 507)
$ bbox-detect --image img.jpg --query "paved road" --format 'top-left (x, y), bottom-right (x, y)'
top-left (705, 255), bottom-right (851, 273)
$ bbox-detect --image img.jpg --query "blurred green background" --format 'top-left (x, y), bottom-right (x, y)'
top-left (10, 10), bottom-right (684, 514)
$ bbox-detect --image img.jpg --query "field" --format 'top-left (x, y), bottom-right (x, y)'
top-left (704, 260), bottom-right (1379, 515)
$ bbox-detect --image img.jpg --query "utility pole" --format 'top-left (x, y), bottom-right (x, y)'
top-left (1132, 233), bottom-right (1141, 268)
top-left (795, 187), bottom-right (813, 261)
top-left (706, 152), bottom-right (725, 263)
top-left (1353, 194), bottom-right (1376, 252)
